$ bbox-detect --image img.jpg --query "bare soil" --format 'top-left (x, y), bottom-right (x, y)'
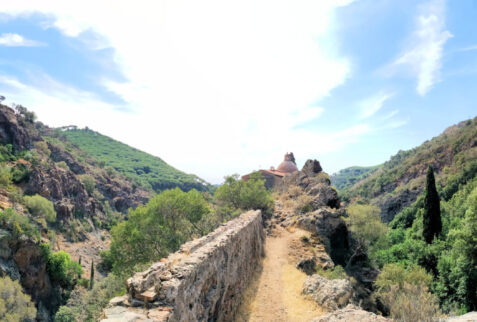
top-left (235, 227), bottom-right (323, 322)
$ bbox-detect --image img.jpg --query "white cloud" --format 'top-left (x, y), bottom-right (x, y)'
top-left (359, 92), bottom-right (394, 119)
top-left (0, 0), bottom-right (367, 183)
top-left (0, 33), bottom-right (45, 46)
top-left (388, 0), bottom-right (452, 96)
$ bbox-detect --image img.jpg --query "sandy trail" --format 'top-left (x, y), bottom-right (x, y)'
top-left (235, 227), bottom-right (323, 322)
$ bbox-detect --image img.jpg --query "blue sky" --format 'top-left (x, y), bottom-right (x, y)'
top-left (0, 0), bottom-right (476, 183)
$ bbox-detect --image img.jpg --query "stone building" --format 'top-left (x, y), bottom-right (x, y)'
top-left (242, 152), bottom-right (299, 189)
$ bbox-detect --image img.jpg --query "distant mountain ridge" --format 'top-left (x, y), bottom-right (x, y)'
top-left (341, 117), bottom-right (477, 222)
top-left (61, 128), bottom-right (211, 193)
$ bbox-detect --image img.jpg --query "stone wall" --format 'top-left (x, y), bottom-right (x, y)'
top-left (102, 210), bottom-right (264, 322)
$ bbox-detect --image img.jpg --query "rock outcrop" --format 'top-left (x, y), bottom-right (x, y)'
top-left (25, 163), bottom-right (100, 222)
top-left (0, 230), bottom-right (57, 320)
top-left (0, 104), bottom-right (31, 151)
top-left (102, 210), bottom-right (264, 322)
top-left (303, 274), bottom-right (354, 311)
top-left (277, 159), bottom-right (340, 210)
top-left (312, 304), bottom-right (391, 322)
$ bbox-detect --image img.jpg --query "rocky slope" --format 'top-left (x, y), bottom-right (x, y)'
top-left (0, 103), bottom-right (209, 320)
top-left (342, 117), bottom-right (477, 222)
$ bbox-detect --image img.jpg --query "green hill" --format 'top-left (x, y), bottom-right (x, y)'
top-left (343, 117), bottom-right (477, 222)
top-left (343, 117), bottom-right (477, 314)
top-left (61, 128), bottom-right (211, 193)
top-left (330, 165), bottom-right (381, 191)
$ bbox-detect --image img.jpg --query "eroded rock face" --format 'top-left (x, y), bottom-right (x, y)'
top-left (312, 304), bottom-right (392, 322)
top-left (295, 208), bottom-right (350, 266)
top-left (102, 210), bottom-right (264, 322)
top-left (0, 104), bottom-right (31, 151)
top-left (376, 188), bottom-right (420, 222)
top-left (303, 274), bottom-right (354, 311)
top-left (25, 163), bottom-right (100, 222)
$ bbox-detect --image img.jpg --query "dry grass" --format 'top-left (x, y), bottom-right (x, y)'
top-left (278, 185), bottom-right (313, 214)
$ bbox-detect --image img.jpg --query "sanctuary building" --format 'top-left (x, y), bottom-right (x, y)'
top-left (242, 152), bottom-right (298, 189)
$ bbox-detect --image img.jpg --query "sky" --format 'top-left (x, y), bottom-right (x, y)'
top-left (0, 0), bottom-right (476, 184)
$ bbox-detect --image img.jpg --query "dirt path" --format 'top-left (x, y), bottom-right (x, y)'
top-left (235, 227), bottom-right (323, 322)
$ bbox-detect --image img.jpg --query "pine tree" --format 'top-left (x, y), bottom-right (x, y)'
top-left (423, 166), bottom-right (442, 243)
top-left (89, 260), bottom-right (94, 290)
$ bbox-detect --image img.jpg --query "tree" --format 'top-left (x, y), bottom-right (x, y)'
top-left (89, 260), bottom-right (94, 290)
top-left (109, 188), bottom-right (210, 273)
top-left (0, 276), bottom-right (37, 321)
top-left (423, 166), bottom-right (442, 244)
top-left (345, 204), bottom-right (387, 268)
top-left (214, 172), bottom-right (274, 215)
top-left (0, 95), bottom-right (5, 102)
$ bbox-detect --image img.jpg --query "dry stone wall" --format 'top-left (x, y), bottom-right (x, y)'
top-left (102, 210), bottom-right (264, 322)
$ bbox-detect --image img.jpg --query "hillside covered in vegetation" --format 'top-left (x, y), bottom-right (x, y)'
top-left (340, 117), bottom-right (477, 316)
top-left (330, 165), bottom-right (381, 191)
top-left (62, 128), bottom-right (211, 193)
top-left (342, 117), bottom-right (477, 222)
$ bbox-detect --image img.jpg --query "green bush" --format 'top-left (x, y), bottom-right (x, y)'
top-left (214, 172), bottom-right (274, 215)
top-left (56, 273), bottom-right (126, 321)
top-left (24, 194), bottom-right (56, 223)
top-left (0, 276), bottom-right (37, 321)
top-left (0, 208), bottom-right (40, 240)
top-left (56, 161), bottom-right (70, 170)
top-left (78, 174), bottom-right (96, 194)
top-left (11, 163), bottom-right (30, 184)
top-left (40, 244), bottom-right (82, 289)
top-left (0, 163), bottom-right (12, 187)
top-left (54, 306), bottom-right (76, 322)
top-left (109, 188), bottom-right (210, 274)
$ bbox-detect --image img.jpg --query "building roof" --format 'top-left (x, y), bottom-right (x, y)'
top-left (276, 152), bottom-right (298, 173)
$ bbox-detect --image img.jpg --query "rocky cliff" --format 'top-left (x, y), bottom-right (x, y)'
top-left (102, 210), bottom-right (264, 322)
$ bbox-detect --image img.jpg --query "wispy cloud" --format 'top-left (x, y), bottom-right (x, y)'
top-left (0, 33), bottom-right (45, 47)
top-left (359, 92), bottom-right (395, 119)
top-left (387, 0), bottom-right (452, 96)
top-left (455, 44), bottom-right (477, 52)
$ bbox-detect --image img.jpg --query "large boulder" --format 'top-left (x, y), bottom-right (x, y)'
top-left (303, 274), bottom-right (354, 311)
top-left (312, 304), bottom-right (391, 322)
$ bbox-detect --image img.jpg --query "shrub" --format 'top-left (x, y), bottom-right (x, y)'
top-left (376, 264), bottom-right (440, 320)
top-left (24, 194), bottom-right (56, 223)
top-left (109, 188), bottom-right (210, 273)
top-left (0, 276), bottom-right (37, 321)
top-left (0, 208), bottom-right (40, 240)
top-left (56, 273), bottom-right (126, 321)
top-left (0, 163), bottom-right (12, 187)
top-left (380, 283), bottom-right (441, 321)
top-left (54, 306), bottom-right (76, 322)
top-left (56, 161), bottom-right (69, 170)
top-left (345, 204), bottom-right (387, 259)
top-left (40, 244), bottom-right (82, 289)
top-left (215, 172), bottom-right (274, 215)
top-left (11, 163), bottom-right (30, 184)
top-left (78, 174), bottom-right (95, 194)
top-left (34, 141), bottom-right (51, 156)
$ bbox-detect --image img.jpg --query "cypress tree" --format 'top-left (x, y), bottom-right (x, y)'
top-left (78, 256), bottom-right (82, 279)
top-left (89, 260), bottom-right (94, 290)
top-left (423, 166), bottom-right (442, 243)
